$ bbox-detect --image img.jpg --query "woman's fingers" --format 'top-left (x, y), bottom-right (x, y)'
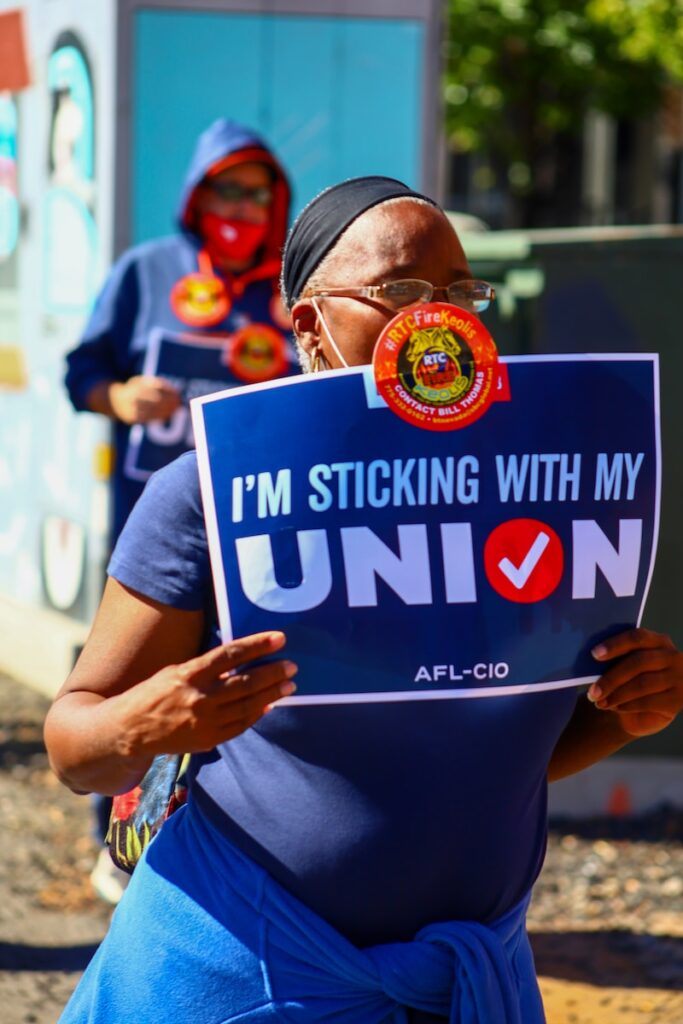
top-left (125, 376), bottom-right (182, 421)
top-left (214, 662), bottom-right (298, 739)
top-left (589, 648), bottom-right (674, 699)
top-left (214, 659), bottom-right (297, 706)
top-left (591, 671), bottom-right (674, 711)
top-left (174, 635), bottom-right (296, 741)
top-left (145, 376), bottom-right (181, 396)
top-left (135, 634), bottom-right (297, 751)
top-left (195, 658), bottom-right (297, 742)
top-left (215, 675), bottom-right (297, 734)
top-left (591, 627), bottom-right (675, 662)
top-left (179, 633), bottom-right (287, 692)
top-left (588, 630), bottom-right (676, 701)
top-left (606, 695), bottom-right (676, 717)
top-left (587, 627), bottom-right (683, 720)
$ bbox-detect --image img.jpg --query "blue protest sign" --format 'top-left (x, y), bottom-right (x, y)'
top-left (125, 328), bottom-right (236, 481)
top-left (192, 355), bottom-right (660, 704)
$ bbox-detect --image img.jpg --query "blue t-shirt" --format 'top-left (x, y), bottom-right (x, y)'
top-left (109, 451), bottom-right (578, 947)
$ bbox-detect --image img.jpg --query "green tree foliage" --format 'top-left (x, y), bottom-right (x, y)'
top-left (446, 0), bottom-right (683, 182)
top-left (591, 0), bottom-right (683, 80)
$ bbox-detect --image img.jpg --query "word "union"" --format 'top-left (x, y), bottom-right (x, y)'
top-left (234, 519), bottom-right (642, 612)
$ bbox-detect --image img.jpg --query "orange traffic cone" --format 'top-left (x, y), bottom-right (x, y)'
top-left (606, 781), bottom-right (632, 817)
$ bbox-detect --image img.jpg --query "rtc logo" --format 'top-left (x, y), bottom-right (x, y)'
top-left (484, 518), bottom-right (564, 603)
top-left (373, 303), bottom-right (499, 431)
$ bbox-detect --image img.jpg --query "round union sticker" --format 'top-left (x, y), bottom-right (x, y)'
top-left (170, 272), bottom-right (231, 327)
top-left (373, 302), bottom-right (499, 431)
top-left (228, 323), bottom-right (288, 383)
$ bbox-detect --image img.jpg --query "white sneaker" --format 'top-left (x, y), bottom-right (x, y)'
top-left (90, 848), bottom-right (130, 905)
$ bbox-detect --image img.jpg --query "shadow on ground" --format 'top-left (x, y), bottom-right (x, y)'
top-left (0, 941), bottom-right (100, 972)
top-left (0, 718), bottom-right (46, 767)
top-left (531, 930), bottom-right (683, 989)
top-left (549, 806), bottom-right (683, 844)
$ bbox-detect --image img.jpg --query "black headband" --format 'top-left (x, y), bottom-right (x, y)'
top-left (282, 175), bottom-right (438, 305)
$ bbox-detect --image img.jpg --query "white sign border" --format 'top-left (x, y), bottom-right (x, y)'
top-left (124, 326), bottom-right (233, 482)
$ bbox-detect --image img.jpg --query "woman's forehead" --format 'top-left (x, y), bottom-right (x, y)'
top-left (329, 200), bottom-right (466, 280)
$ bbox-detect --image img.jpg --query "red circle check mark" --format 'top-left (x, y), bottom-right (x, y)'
top-left (484, 518), bottom-right (564, 603)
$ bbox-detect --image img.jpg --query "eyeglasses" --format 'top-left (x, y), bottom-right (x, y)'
top-left (303, 279), bottom-right (495, 314)
top-left (202, 180), bottom-right (273, 207)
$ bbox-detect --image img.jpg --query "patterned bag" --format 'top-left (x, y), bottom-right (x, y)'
top-left (106, 753), bottom-right (190, 874)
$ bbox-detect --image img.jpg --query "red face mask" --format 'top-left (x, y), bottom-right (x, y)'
top-left (200, 213), bottom-right (268, 263)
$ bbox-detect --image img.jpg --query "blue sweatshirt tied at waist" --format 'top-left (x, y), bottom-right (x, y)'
top-left (59, 798), bottom-right (545, 1023)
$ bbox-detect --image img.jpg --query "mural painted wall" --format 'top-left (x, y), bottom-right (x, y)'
top-left (0, 1), bottom-right (115, 627)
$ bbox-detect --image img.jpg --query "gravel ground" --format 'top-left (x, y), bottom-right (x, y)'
top-left (1, 672), bottom-right (682, 1024)
top-left (529, 811), bottom-right (683, 1023)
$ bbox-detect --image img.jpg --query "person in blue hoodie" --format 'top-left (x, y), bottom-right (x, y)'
top-left (65, 119), bottom-right (296, 902)
top-left (65, 118), bottom-right (296, 546)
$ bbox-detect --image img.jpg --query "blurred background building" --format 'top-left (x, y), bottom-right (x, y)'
top-left (1, 0), bottom-right (681, 812)
top-left (443, 0), bottom-right (683, 230)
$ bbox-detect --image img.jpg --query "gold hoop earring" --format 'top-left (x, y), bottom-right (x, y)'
top-left (311, 346), bottom-right (322, 373)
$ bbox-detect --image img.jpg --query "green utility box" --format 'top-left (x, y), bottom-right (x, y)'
top-left (459, 224), bottom-right (683, 759)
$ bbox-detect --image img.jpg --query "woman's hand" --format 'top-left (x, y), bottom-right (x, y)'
top-left (109, 375), bottom-right (182, 424)
top-left (44, 589), bottom-right (297, 797)
top-left (587, 627), bottom-right (683, 737)
top-left (119, 631), bottom-right (297, 758)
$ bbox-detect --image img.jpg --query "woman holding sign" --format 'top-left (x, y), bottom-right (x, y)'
top-left (47, 178), bottom-right (683, 1024)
